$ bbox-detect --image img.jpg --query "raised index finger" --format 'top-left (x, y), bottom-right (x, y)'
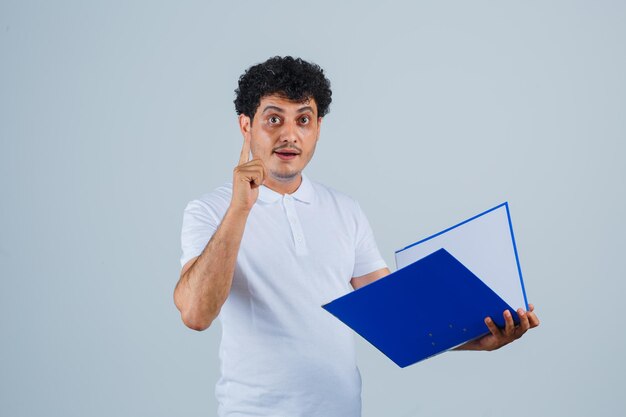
top-left (238, 134), bottom-right (251, 166)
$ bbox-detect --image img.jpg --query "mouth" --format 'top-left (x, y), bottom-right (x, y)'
top-left (273, 148), bottom-right (301, 161)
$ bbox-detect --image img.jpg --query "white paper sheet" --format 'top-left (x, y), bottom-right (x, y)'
top-left (394, 203), bottom-right (528, 312)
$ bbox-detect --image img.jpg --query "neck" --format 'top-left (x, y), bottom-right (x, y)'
top-left (263, 174), bottom-right (303, 195)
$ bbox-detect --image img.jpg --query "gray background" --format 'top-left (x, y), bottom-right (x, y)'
top-left (1, 1), bottom-right (624, 416)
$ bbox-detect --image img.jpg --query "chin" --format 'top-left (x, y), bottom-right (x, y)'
top-left (270, 169), bottom-right (301, 182)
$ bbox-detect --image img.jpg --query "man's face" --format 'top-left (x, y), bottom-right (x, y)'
top-left (239, 94), bottom-right (321, 185)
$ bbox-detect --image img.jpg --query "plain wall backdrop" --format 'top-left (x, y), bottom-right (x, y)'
top-left (1, 1), bottom-right (625, 416)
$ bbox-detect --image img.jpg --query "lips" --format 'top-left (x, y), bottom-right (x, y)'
top-left (273, 148), bottom-right (301, 160)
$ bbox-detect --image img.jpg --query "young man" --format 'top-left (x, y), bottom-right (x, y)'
top-left (174, 56), bottom-right (539, 417)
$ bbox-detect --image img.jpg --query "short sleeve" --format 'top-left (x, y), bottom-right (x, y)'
top-left (180, 200), bottom-right (219, 267)
top-left (352, 201), bottom-right (387, 277)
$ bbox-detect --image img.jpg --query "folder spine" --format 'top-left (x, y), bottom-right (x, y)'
top-left (504, 202), bottom-right (529, 310)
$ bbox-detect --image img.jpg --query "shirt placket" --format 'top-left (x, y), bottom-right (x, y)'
top-left (282, 194), bottom-right (308, 256)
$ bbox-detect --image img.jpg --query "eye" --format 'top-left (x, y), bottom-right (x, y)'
top-left (299, 116), bottom-right (310, 124)
top-left (269, 116), bottom-right (281, 125)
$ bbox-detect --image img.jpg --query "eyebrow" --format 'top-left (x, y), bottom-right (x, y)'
top-left (296, 106), bottom-right (315, 114)
top-left (261, 105), bottom-right (315, 115)
top-left (261, 105), bottom-right (284, 114)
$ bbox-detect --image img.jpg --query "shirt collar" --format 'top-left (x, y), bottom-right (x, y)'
top-left (292, 174), bottom-right (315, 203)
top-left (257, 174), bottom-right (315, 204)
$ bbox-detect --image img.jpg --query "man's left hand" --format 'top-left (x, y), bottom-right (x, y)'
top-left (454, 304), bottom-right (540, 351)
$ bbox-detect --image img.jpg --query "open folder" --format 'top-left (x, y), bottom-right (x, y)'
top-left (322, 202), bottom-right (529, 368)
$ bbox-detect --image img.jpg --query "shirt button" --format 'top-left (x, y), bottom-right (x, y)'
top-left (296, 235), bottom-right (303, 243)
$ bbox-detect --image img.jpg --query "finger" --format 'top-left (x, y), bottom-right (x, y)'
top-left (248, 158), bottom-right (267, 186)
top-left (517, 309), bottom-right (530, 331)
top-left (528, 303), bottom-right (535, 312)
top-left (527, 310), bottom-right (540, 328)
top-left (238, 167), bottom-right (265, 188)
top-left (238, 134), bottom-right (251, 166)
top-left (250, 169), bottom-right (264, 188)
top-left (248, 160), bottom-right (267, 184)
top-left (503, 310), bottom-right (515, 338)
top-left (484, 317), bottom-right (500, 337)
top-left (515, 308), bottom-right (530, 338)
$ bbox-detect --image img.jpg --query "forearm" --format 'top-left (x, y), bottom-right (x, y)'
top-left (175, 206), bottom-right (250, 330)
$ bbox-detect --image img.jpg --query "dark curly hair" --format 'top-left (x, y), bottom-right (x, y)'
top-left (234, 56), bottom-right (332, 122)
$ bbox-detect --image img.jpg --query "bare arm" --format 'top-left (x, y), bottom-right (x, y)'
top-left (350, 267), bottom-right (391, 290)
top-left (174, 206), bottom-right (251, 331)
top-left (173, 130), bottom-right (265, 331)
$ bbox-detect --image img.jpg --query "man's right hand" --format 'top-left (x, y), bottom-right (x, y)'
top-left (175, 134), bottom-right (263, 330)
top-left (230, 135), bottom-right (266, 213)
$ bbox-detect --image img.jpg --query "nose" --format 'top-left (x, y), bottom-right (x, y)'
top-left (279, 120), bottom-right (300, 144)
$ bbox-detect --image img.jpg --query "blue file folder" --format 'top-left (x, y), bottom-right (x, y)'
top-left (322, 248), bottom-right (520, 368)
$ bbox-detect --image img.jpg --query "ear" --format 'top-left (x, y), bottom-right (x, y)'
top-left (239, 114), bottom-right (252, 139)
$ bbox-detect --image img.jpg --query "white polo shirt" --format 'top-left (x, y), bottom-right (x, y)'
top-left (180, 174), bottom-right (387, 417)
